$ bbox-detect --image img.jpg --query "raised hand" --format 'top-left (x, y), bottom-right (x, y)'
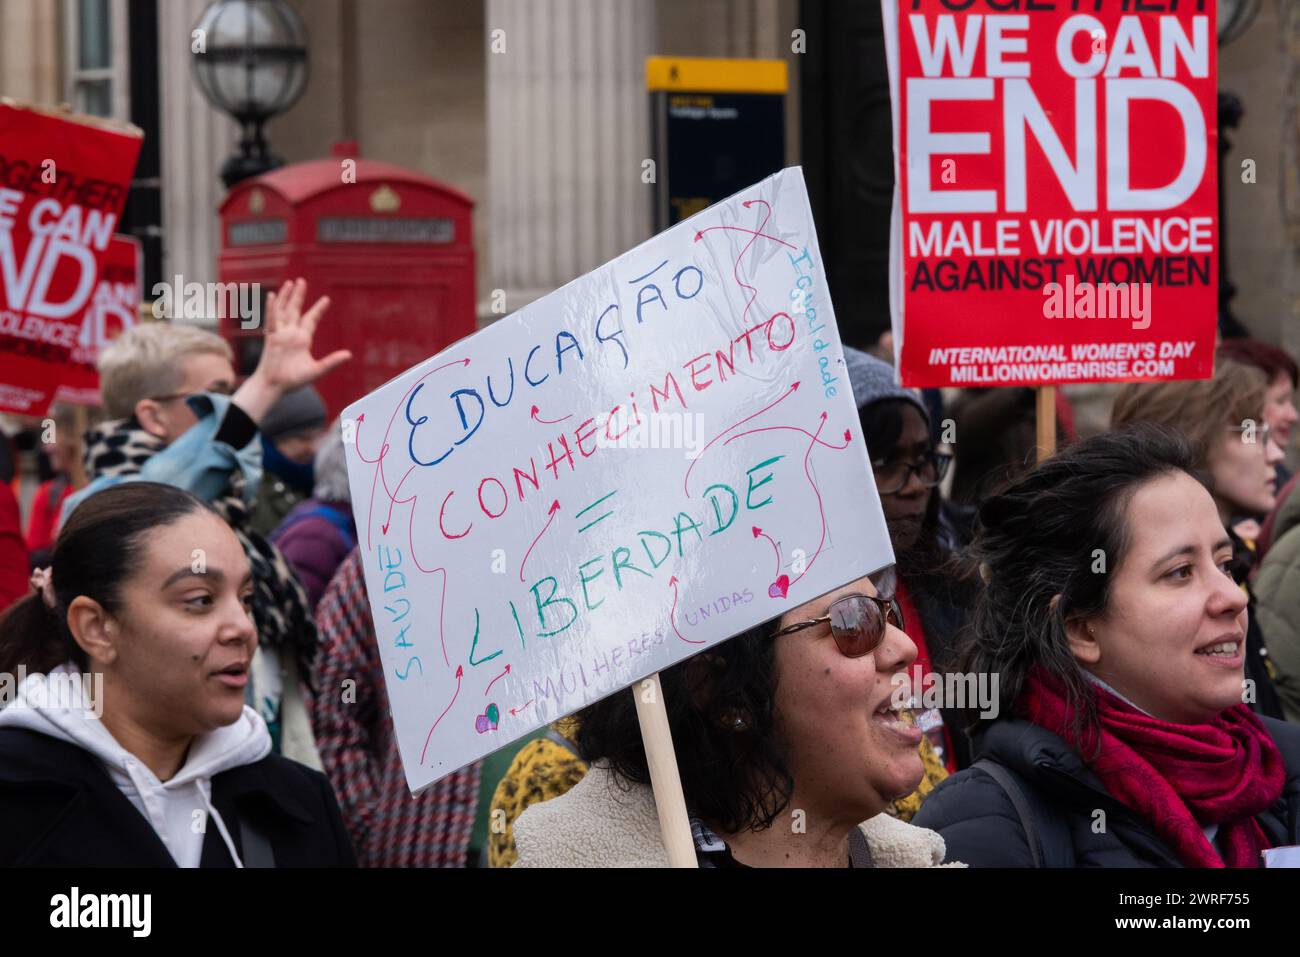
top-left (233, 278), bottom-right (352, 426)
top-left (255, 278), bottom-right (352, 393)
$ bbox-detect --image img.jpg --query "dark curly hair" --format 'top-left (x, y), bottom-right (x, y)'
top-left (574, 616), bottom-right (794, 835)
top-left (955, 424), bottom-right (1212, 748)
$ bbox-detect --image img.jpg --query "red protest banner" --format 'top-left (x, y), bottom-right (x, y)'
top-left (883, 1), bottom-right (1218, 389)
top-left (0, 100), bottom-right (142, 416)
top-left (53, 234), bottom-right (141, 407)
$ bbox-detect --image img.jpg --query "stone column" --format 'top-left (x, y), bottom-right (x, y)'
top-left (0, 0), bottom-right (62, 105)
top-left (157, 0), bottom-right (236, 291)
top-left (1282, 1), bottom-right (1300, 360)
top-left (484, 0), bottom-right (656, 318)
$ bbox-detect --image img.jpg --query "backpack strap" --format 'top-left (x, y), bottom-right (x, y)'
top-left (542, 726), bottom-right (579, 756)
top-left (973, 757), bottom-right (1074, 867)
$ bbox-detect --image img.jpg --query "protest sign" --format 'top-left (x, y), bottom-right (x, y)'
top-left (882, 1), bottom-right (1218, 389)
top-left (0, 101), bottom-right (142, 416)
top-left (342, 167), bottom-right (894, 793)
top-left (53, 234), bottom-right (141, 407)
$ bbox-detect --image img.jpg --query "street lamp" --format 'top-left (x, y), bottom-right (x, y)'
top-left (192, 0), bottom-right (309, 189)
top-left (1216, 0), bottom-right (1261, 337)
top-left (1218, 0), bottom-right (1260, 45)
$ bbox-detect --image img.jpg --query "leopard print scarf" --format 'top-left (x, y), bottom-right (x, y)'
top-left (83, 418), bottom-right (319, 683)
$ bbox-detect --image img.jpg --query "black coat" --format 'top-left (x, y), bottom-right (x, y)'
top-left (913, 717), bottom-right (1300, 867)
top-left (0, 728), bottom-right (357, 867)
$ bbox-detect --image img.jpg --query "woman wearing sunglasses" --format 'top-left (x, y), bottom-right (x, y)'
top-left (511, 573), bottom-right (956, 868)
top-left (913, 426), bottom-right (1300, 867)
top-left (848, 348), bottom-right (974, 774)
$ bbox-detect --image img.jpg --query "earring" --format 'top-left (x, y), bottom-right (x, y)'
top-left (720, 710), bottom-right (749, 732)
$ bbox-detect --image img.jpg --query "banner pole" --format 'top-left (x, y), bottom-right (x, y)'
top-left (1036, 386), bottom-right (1057, 463)
top-left (632, 672), bottom-right (698, 868)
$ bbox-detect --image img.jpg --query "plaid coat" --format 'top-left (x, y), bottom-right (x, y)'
top-left (311, 549), bottom-right (480, 867)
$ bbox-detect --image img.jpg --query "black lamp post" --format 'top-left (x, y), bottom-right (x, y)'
top-left (1216, 0), bottom-right (1260, 338)
top-left (192, 0), bottom-right (309, 189)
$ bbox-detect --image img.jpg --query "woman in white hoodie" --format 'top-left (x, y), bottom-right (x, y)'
top-left (512, 572), bottom-right (956, 868)
top-left (0, 481), bottom-right (355, 867)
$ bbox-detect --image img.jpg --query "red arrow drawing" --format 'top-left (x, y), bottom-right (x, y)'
top-left (790, 412), bottom-right (830, 588)
top-left (732, 199), bottom-right (771, 329)
top-left (381, 464), bottom-right (418, 534)
top-left (751, 526), bottom-right (782, 578)
top-left (485, 663), bottom-right (511, 696)
top-left (519, 500), bottom-right (560, 583)
top-left (407, 500), bottom-right (451, 668)
top-left (364, 356), bottom-right (471, 549)
top-left (684, 380), bottom-right (800, 496)
top-left (353, 412), bottom-right (387, 464)
top-left (421, 664), bottom-right (463, 765)
top-left (530, 404), bottom-right (573, 425)
top-left (668, 576), bottom-right (705, 644)
top-left (724, 423), bottom-right (853, 451)
top-left (509, 699), bottom-right (534, 717)
top-left (693, 225), bottom-right (797, 250)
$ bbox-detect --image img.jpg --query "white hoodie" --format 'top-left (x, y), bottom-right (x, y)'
top-left (0, 663), bottom-right (272, 867)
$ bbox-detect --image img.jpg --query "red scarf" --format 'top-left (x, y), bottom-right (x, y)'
top-left (1020, 670), bottom-right (1285, 868)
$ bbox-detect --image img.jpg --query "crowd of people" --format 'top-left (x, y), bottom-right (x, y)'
top-left (1, 277), bottom-right (1298, 869)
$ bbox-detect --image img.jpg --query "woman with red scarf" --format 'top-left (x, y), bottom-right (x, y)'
top-left (914, 425), bottom-right (1300, 867)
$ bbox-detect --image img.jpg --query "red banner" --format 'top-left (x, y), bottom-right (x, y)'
top-left (884, 0), bottom-right (1218, 388)
top-left (0, 102), bottom-right (142, 416)
top-left (52, 234), bottom-right (141, 407)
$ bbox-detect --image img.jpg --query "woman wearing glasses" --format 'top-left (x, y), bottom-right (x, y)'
top-left (1110, 357), bottom-right (1287, 720)
top-left (847, 349), bottom-right (973, 774)
top-left (511, 573), bottom-right (956, 868)
top-left (913, 426), bottom-right (1300, 867)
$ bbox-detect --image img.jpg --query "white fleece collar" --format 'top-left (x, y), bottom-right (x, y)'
top-left (512, 763), bottom-right (958, 868)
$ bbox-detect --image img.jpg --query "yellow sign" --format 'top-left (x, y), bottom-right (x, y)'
top-left (645, 56), bottom-right (788, 94)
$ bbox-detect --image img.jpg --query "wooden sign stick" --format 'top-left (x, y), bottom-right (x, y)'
top-left (632, 672), bottom-right (698, 868)
top-left (1036, 385), bottom-right (1057, 463)
top-left (69, 405), bottom-right (89, 489)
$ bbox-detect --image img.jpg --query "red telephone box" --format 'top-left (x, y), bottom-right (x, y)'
top-left (218, 145), bottom-right (475, 419)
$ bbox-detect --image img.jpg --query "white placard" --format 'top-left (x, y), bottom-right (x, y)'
top-left (342, 167), bottom-right (894, 792)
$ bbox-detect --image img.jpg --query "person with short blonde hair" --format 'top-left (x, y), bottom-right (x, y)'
top-left (97, 322), bottom-right (234, 422)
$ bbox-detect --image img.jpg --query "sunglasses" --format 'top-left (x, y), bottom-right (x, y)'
top-left (771, 593), bottom-right (904, 658)
top-left (149, 383), bottom-right (236, 404)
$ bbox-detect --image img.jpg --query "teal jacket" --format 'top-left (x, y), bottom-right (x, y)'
top-left (61, 393), bottom-right (263, 524)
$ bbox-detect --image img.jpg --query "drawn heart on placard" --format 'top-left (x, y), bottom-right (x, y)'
top-left (768, 575), bottom-right (790, 599)
top-left (475, 703), bottom-right (500, 734)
